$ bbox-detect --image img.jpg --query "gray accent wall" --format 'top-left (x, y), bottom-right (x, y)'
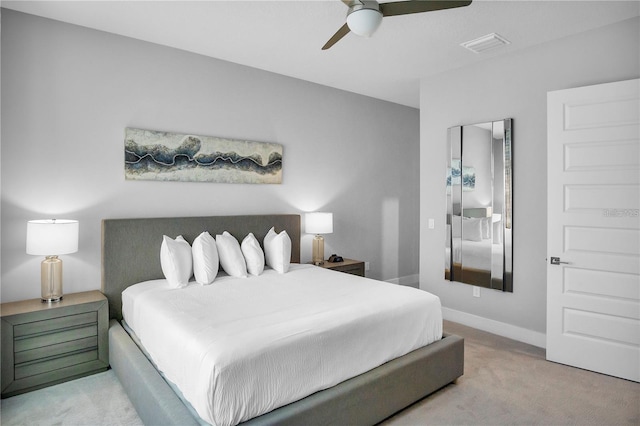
top-left (420, 17), bottom-right (640, 337)
top-left (0, 9), bottom-right (420, 303)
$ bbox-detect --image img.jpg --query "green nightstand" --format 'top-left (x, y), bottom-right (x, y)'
top-left (1, 290), bottom-right (109, 398)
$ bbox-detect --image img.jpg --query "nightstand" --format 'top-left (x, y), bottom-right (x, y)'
top-left (1, 290), bottom-right (109, 398)
top-left (318, 258), bottom-right (365, 277)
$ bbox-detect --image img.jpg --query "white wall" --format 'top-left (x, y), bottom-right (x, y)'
top-left (0, 9), bottom-right (420, 303)
top-left (420, 17), bottom-right (640, 342)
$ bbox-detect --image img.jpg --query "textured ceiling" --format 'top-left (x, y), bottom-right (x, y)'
top-left (3, 0), bottom-right (638, 108)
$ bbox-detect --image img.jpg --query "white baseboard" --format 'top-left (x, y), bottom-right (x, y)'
top-left (442, 307), bottom-right (546, 349)
top-left (385, 274), bottom-right (419, 287)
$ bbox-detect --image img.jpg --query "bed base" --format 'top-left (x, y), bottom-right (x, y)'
top-left (110, 320), bottom-right (463, 425)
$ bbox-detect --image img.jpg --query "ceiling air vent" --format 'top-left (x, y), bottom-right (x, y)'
top-left (461, 33), bottom-right (510, 53)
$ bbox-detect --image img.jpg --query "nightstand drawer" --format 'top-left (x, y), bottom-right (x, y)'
top-left (335, 264), bottom-right (365, 276)
top-left (15, 311), bottom-right (97, 337)
top-left (9, 360), bottom-right (106, 395)
top-left (318, 259), bottom-right (366, 277)
top-left (15, 323), bottom-right (97, 352)
top-left (15, 336), bottom-right (98, 364)
top-left (15, 349), bottom-right (99, 379)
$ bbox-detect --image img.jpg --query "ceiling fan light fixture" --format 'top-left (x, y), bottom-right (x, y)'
top-left (347, 8), bottom-right (383, 37)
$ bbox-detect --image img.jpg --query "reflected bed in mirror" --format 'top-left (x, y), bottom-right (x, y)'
top-left (445, 119), bottom-right (513, 292)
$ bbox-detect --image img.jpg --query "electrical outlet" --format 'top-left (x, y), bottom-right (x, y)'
top-left (473, 286), bottom-right (481, 297)
top-left (365, 262), bottom-right (370, 271)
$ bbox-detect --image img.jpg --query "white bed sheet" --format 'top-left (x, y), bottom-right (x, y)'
top-left (122, 264), bottom-right (442, 426)
top-left (446, 239), bottom-right (504, 276)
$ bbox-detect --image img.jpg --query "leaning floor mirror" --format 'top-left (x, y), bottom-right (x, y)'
top-left (445, 118), bottom-right (513, 292)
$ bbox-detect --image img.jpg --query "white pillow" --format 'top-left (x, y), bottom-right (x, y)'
top-left (451, 215), bottom-right (462, 238)
top-left (241, 233), bottom-right (265, 276)
top-left (493, 221), bottom-right (503, 245)
top-left (192, 231), bottom-right (219, 285)
top-left (462, 218), bottom-right (483, 242)
top-left (216, 231), bottom-right (247, 278)
top-left (263, 227), bottom-right (291, 274)
top-left (160, 235), bottom-right (193, 288)
top-left (481, 217), bottom-right (492, 240)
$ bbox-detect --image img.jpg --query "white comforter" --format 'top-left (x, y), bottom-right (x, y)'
top-left (122, 264), bottom-right (442, 426)
top-left (446, 239), bottom-right (505, 279)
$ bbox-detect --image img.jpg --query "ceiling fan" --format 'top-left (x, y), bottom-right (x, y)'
top-left (322, 0), bottom-right (472, 50)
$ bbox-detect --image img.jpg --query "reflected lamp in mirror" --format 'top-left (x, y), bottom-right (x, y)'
top-left (26, 219), bottom-right (79, 302)
top-left (305, 212), bottom-right (333, 266)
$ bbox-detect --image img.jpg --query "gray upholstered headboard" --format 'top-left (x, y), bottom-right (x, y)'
top-left (101, 214), bottom-right (301, 320)
top-left (463, 208), bottom-right (490, 218)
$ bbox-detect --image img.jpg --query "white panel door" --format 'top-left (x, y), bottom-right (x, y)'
top-left (547, 79), bottom-right (640, 382)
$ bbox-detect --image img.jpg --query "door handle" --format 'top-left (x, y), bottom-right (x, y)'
top-left (550, 257), bottom-right (570, 265)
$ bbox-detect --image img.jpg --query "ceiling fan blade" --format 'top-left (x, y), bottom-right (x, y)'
top-left (380, 0), bottom-right (472, 17)
top-left (322, 23), bottom-right (351, 50)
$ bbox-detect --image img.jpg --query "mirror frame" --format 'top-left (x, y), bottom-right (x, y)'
top-left (445, 118), bottom-right (513, 292)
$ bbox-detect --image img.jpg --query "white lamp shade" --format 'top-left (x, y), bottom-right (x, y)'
top-left (305, 212), bottom-right (333, 234)
top-left (347, 8), bottom-right (383, 37)
top-left (27, 219), bottom-right (79, 255)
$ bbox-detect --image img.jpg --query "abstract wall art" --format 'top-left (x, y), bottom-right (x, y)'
top-left (447, 159), bottom-right (475, 192)
top-left (124, 128), bottom-right (283, 184)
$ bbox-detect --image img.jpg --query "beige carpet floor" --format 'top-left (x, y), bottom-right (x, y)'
top-left (383, 321), bottom-right (640, 426)
top-left (1, 321), bottom-right (638, 425)
top-left (0, 370), bottom-right (143, 426)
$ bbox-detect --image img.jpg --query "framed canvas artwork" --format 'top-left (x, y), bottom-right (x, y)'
top-left (125, 128), bottom-right (282, 184)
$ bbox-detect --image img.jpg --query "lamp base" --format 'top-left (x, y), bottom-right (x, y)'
top-left (312, 235), bottom-right (325, 266)
top-left (41, 256), bottom-right (63, 303)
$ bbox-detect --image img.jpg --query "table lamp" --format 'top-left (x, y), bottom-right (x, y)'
top-left (305, 212), bottom-right (333, 266)
top-left (26, 219), bottom-right (79, 302)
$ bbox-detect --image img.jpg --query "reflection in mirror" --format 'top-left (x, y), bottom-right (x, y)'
top-left (445, 119), bottom-right (512, 292)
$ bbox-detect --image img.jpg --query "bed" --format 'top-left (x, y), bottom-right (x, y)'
top-left (102, 214), bottom-right (464, 425)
